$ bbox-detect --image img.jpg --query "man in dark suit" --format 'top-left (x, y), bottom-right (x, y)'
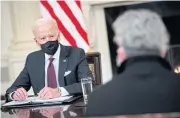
top-left (87, 9), bottom-right (180, 116)
top-left (6, 18), bottom-right (92, 101)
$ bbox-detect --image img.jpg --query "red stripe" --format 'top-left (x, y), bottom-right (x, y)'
top-left (40, 1), bottom-right (77, 47)
top-left (75, 1), bottom-right (82, 10)
top-left (57, 1), bottom-right (89, 45)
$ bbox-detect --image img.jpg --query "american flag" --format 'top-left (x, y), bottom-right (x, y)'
top-left (40, 0), bottom-right (90, 52)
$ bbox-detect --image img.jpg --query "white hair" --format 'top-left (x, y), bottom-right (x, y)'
top-left (32, 18), bottom-right (58, 33)
top-left (113, 9), bottom-right (170, 54)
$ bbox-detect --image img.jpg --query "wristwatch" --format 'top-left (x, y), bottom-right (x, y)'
top-left (57, 88), bottom-right (61, 93)
top-left (8, 92), bottom-right (15, 101)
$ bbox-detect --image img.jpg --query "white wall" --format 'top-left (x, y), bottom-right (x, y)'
top-left (1, 2), bottom-right (13, 62)
top-left (1, 1), bottom-right (41, 95)
top-left (1, 1), bottom-right (12, 68)
top-left (1, 1), bottom-right (14, 94)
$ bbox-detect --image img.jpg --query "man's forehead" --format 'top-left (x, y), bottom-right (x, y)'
top-left (36, 21), bottom-right (56, 30)
top-left (33, 18), bottom-right (58, 32)
top-left (35, 18), bottom-right (56, 26)
top-left (35, 28), bottom-right (57, 37)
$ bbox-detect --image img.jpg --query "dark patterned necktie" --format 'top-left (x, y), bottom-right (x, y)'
top-left (47, 57), bottom-right (57, 88)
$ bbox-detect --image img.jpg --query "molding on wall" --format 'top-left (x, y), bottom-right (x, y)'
top-left (7, 1), bottom-right (41, 82)
top-left (87, 0), bottom-right (150, 7)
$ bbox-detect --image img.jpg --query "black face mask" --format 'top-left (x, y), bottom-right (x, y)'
top-left (40, 40), bottom-right (59, 55)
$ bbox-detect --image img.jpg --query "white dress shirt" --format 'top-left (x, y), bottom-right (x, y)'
top-left (44, 44), bottom-right (69, 96)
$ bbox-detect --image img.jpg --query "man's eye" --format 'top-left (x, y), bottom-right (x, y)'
top-left (41, 37), bottom-right (46, 40)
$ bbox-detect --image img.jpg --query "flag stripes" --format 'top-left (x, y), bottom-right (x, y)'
top-left (40, 0), bottom-right (89, 52)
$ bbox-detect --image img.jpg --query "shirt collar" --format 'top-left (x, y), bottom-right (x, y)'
top-left (118, 55), bottom-right (172, 73)
top-left (45, 44), bottom-right (61, 62)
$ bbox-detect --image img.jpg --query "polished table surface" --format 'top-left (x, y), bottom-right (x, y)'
top-left (1, 98), bottom-right (86, 118)
top-left (1, 99), bottom-right (180, 118)
top-left (91, 113), bottom-right (180, 118)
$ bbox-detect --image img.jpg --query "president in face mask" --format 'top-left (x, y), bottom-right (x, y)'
top-left (5, 18), bottom-right (93, 102)
top-left (33, 19), bottom-right (60, 55)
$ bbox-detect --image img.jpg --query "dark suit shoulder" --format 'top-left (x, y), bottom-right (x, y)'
top-left (26, 50), bottom-right (43, 59)
top-left (64, 45), bottom-right (84, 53)
top-left (63, 45), bottom-right (85, 58)
top-left (163, 71), bottom-right (180, 87)
top-left (88, 78), bottom-right (115, 101)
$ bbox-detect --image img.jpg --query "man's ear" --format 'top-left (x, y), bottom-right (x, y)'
top-left (116, 47), bottom-right (126, 66)
top-left (161, 49), bottom-right (166, 58)
top-left (34, 38), bottom-right (40, 46)
top-left (117, 47), bottom-right (126, 60)
top-left (57, 31), bottom-right (60, 41)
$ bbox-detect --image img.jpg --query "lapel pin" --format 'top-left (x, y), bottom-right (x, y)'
top-left (63, 60), bottom-right (66, 62)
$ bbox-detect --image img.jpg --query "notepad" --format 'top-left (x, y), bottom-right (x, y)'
top-left (2, 96), bottom-right (73, 107)
top-left (31, 105), bottom-right (70, 111)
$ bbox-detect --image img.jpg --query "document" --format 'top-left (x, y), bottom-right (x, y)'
top-left (31, 105), bottom-right (70, 111)
top-left (2, 96), bottom-right (73, 107)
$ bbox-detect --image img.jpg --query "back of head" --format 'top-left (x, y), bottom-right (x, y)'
top-left (113, 9), bottom-right (170, 57)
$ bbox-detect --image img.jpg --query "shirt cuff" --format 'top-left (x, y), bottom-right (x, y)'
top-left (8, 91), bottom-right (15, 101)
top-left (59, 87), bottom-right (69, 96)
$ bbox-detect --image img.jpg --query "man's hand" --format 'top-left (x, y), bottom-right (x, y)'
top-left (40, 107), bottom-right (62, 118)
top-left (39, 87), bottom-right (61, 99)
top-left (16, 109), bottom-right (30, 118)
top-left (12, 88), bottom-right (28, 100)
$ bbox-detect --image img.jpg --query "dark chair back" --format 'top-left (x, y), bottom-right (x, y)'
top-left (86, 52), bottom-right (102, 85)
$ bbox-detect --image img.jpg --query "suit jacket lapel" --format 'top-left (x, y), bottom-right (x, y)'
top-left (58, 44), bottom-right (69, 87)
top-left (36, 51), bottom-right (45, 94)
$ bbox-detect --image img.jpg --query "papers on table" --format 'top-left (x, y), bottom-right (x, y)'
top-left (2, 96), bottom-right (73, 107)
top-left (31, 105), bottom-right (70, 111)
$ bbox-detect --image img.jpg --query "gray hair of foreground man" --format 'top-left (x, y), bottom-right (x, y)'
top-left (113, 9), bottom-right (170, 56)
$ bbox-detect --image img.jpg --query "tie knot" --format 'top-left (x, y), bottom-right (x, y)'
top-left (49, 57), bottom-right (54, 63)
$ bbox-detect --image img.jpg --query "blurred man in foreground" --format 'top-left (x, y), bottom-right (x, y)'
top-left (87, 9), bottom-right (180, 116)
top-left (5, 18), bottom-right (92, 101)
